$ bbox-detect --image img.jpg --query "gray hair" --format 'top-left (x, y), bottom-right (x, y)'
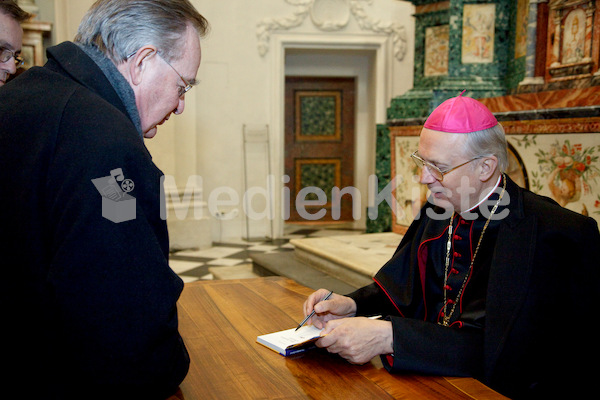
top-left (74, 0), bottom-right (209, 63)
top-left (463, 123), bottom-right (509, 172)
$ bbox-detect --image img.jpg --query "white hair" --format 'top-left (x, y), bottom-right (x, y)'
top-left (462, 123), bottom-right (509, 172)
top-left (74, 0), bottom-right (209, 63)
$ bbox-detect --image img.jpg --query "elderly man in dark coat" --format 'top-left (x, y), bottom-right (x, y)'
top-left (0, 1), bottom-right (208, 398)
top-left (302, 93), bottom-right (600, 399)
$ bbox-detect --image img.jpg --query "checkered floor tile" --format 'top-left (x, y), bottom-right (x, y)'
top-left (169, 224), bottom-right (364, 282)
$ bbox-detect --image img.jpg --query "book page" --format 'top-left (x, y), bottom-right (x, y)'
top-left (257, 316), bottom-right (381, 355)
top-left (258, 325), bottom-right (323, 351)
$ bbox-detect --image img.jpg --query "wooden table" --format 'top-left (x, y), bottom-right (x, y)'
top-left (170, 277), bottom-right (507, 399)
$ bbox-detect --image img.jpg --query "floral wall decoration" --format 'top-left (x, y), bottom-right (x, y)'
top-left (393, 136), bottom-right (424, 227)
top-left (509, 134), bottom-right (600, 219)
top-left (392, 132), bottom-right (600, 233)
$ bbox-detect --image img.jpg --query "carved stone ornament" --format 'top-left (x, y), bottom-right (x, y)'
top-left (310, 0), bottom-right (351, 31)
top-left (256, 0), bottom-right (407, 61)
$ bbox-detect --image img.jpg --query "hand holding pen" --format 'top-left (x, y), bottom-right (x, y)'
top-left (298, 289), bottom-right (358, 330)
top-left (296, 291), bottom-right (333, 331)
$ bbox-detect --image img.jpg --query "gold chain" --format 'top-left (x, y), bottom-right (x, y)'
top-left (440, 175), bottom-right (506, 327)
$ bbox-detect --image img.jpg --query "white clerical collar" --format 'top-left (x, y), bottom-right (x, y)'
top-left (461, 175), bottom-right (502, 215)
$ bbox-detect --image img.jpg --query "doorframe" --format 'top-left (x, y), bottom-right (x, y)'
top-left (269, 33), bottom-right (393, 238)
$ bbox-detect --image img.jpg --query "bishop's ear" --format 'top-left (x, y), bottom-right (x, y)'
top-left (478, 155), bottom-right (498, 182)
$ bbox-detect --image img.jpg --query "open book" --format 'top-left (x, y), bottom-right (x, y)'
top-left (257, 324), bottom-right (323, 356)
top-left (257, 316), bottom-right (381, 357)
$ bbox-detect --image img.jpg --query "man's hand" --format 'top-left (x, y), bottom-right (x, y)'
top-left (303, 289), bottom-right (357, 329)
top-left (316, 317), bottom-right (393, 364)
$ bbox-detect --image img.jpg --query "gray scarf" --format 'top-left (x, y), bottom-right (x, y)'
top-left (77, 44), bottom-right (143, 138)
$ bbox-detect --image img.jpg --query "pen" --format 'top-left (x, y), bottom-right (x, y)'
top-left (295, 290), bottom-right (333, 331)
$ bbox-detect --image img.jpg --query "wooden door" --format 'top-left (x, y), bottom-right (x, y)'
top-left (284, 77), bottom-right (355, 222)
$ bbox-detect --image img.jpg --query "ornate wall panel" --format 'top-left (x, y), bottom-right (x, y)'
top-left (546, 0), bottom-right (599, 82)
top-left (461, 3), bottom-right (496, 64)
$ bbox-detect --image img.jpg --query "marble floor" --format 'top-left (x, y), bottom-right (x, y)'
top-left (169, 224), bottom-right (366, 283)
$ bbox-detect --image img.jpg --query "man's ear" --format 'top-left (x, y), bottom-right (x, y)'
top-left (126, 45), bottom-right (158, 86)
top-left (479, 156), bottom-right (498, 182)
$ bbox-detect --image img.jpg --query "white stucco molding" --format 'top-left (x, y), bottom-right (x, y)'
top-left (257, 0), bottom-right (407, 61)
top-left (311, 0), bottom-right (352, 30)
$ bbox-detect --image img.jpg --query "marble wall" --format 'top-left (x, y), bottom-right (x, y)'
top-left (387, 0), bottom-right (511, 122)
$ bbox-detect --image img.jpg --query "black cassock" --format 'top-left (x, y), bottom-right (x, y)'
top-left (347, 175), bottom-right (600, 399)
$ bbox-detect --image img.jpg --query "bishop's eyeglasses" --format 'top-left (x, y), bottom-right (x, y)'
top-left (411, 150), bottom-right (483, 181)
top-left (0, 47), bottom-right (24, 68)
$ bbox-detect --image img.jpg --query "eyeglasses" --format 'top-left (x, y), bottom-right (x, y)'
top-left (156, 54), bottom-right (193, 98)
top-left (0, 47), bottom-right (24, 68)
top-left (127, 50), bottom-right (194, 98)
top-left (411, 151), bottom-right (483, 181)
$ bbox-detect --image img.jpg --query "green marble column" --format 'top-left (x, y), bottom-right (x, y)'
top-left (371, 0), bottom-right (522, 232)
